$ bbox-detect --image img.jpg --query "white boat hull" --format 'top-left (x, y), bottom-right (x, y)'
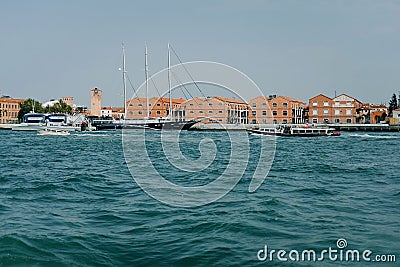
top-left (12, 124), bottom-right (80, 132)
top-left (37, 129), bottom-right (71, 136)
top-left (249, 126), bottom-right (341, 137)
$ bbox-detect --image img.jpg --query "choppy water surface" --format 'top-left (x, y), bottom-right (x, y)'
top-left (0, 130), bottom-right (399, 266)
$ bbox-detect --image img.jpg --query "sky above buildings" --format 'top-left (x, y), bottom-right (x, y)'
top-left (1, 0), bottom-right (399, 107)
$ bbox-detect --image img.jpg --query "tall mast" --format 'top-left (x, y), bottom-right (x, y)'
top-left (145, 44), bottom-right (150, 119)
top-left (168, 43), bottom-right (173, 121)
top-left (122, 43), bottom-right (127, 120)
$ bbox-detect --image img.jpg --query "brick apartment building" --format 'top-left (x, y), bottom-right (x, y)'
top-left (174, 96), bottom-right (249, 124)
top-left (308, 93), bottom-right (362, 124)
top-left (126, 97), bottom-right (185, 119)
top-left (0, 96), bottom-right (25, 123)
top-left (248, 95), bottom-right (306, 124)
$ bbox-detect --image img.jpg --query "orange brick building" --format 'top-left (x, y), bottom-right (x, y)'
top-left (248, 95), bottom-right (306, 124)
top-left (0, 97), bottom-right (25, 123)
top-left (175, 96), bottom-right (249, 124)
top-left (308, 94), bottom-right (334, 123)
top-left (308, 93), bottom-right (362, 124)
top-left (126, 97), bottom-right (185, 119)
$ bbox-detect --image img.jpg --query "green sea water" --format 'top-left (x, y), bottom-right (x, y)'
top-left (0, 130), bottom-right (399, 266)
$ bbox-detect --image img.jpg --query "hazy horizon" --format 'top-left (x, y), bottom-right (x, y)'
top-left (1, 0), bottom-right (399, 106)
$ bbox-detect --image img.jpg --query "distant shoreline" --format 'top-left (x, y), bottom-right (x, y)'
top-left (1, 123), bottom-right (400, 132)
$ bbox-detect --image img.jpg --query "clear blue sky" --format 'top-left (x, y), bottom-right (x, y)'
top-left (1, 0), bottom-right (399, 106)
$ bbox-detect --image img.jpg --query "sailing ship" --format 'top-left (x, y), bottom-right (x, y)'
top-left (94, 44), bottom-right (199, 131)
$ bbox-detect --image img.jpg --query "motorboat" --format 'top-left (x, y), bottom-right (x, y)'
top-left (37, 128), bottom-right (70, 136)
top-left (249, 125), bottom-right (340, 137)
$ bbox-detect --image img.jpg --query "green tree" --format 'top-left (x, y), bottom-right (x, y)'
top-left (44, 100), bottom-right (72, 114)
top-left (18, 98), bottom-right (44, 122)
top-left (388, 93), bottom-right (398, 117)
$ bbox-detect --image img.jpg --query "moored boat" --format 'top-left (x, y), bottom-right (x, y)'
top-left (95, 44), bottom-right (199, 131)
top-left (12, 113), bottom-right (81, 132)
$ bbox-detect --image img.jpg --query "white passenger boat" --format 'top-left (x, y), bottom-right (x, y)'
top-left (12, 113), bottom-right (80, 132)
top-left (11, 113), bottom-right (46, 131)
top-left (249, 125), bottom-right (340, 137)
top-left (37, 128), bottom-right (70, 136)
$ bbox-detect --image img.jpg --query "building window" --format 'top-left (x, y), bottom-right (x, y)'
top-left (272, 103), bottom-right (277, 108)
top-left (262, 119), bottom-right (267, 124)
top-left (346, 101), bottom-right (352, 106)
top-left (273, 119), bottom-right (277, 124)
top-left (218, 103), bottom-right (223, 106)
top-left (138, 104), bottom-right (142, 106)
top-left (335, 110), bottom-right (340, 115)
top-left (190, 111), bottom-right (194, 113)
top-left (312, 102), bottom-right (318, 106)
top-left (199, 103), bottom-right (203, 106)
top-left (313, 118), bottom-right (318, 123)
top-left (138, 111), bottom-right (142, 115)
top-left (156, 111), bottom-right (161, 114)
top-left (335, 101), bottom-right (340, 106)
top-left (283, 111), bottom-right (288, 116)
top-left (273, 111), bottom-right (277, 116)
top-left (262, 110), bottom-right (267, 116)
top-left (252, 111), bottom-right (256, 116)
top-left (129, 111), bottom-right (133, 115)
top-left (252, 103), bottom-right (256, 107)
top-left (199, 111), bottom-right (203, 113)
top-left (283, 103), bottom-right (288, 108)
top-left (252, 119), bottom-right (256, 124)
top-left (347, 118), bottom-right (352, 123)
top-left (283, 119), bottom-right (288, 124)
top-left (312, 110), bottom-right (318, 115)
top-left (209, 103), bottom-right (213, 106)
top-left (262, 103), bottom-right (267, 107)
top-left (218, 110), bottom-right (223, 113)
top-left (335, 118), bottom-right (340, 123)
top-left (323, 101), bottom-right (329, 107)
top-left (157, 103), bottom-right (161, 106)
top-left (324, 110), bottom-right (329, 114)
top-left (129, 103), bottom-right (133, 106)
top-left (189, 103), bottom-right (194, 106)
top-left (209, 110), bottom-right (213, 113)
top-left (346, 109), bottom-right (352, 115)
